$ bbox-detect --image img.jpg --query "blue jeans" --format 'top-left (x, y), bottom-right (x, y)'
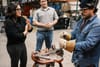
top-left (29, 17), bottom-right (33, 25)
top-left (36, 30), bottom-right (53, 51)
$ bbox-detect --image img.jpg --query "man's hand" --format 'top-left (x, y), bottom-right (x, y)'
top-left (59, 38), bottom-right (67, 48)
top-left (59, 38), bottom-right (75, 52)
top-left (46, 22), bottom-right (54, 28)
top-left (60, 32), bottom-right (71, 40)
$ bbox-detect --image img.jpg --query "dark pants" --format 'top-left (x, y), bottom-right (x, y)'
top-left (75, 64), bottom-right (96, 67)
top-left (7, 43), bottom-right (27, 67)
top-left (46, 62), bottom-right (55, 67)
top-left (33, 62), bottom-right (54, 67)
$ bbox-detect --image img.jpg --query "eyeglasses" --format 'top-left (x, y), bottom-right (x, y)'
top-left (16, 8), bottom-right (21, 11)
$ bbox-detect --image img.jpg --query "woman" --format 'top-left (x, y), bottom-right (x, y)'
top-left (4, 2), bottom-right (33, 67)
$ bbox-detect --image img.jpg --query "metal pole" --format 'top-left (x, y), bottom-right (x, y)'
top-left (76, 0), bottom-right (78, 15)
top-left (75, 0), bottom-right (79, 20)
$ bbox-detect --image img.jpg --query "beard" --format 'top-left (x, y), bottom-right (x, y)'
top-left (82, 13), bottom-right (92, 20)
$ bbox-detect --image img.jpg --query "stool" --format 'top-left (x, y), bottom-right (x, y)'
top-left (31, 49), bottom-right (64, 67)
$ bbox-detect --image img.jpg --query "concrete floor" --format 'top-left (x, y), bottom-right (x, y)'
top-left (0, 22), bottom-right (100, 67)
top-left (0, 22), bottom-right (74, 67)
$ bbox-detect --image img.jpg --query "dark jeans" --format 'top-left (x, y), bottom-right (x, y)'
top-left (7, 43), bottom-right (27, 67)
top-left (33, 62), bottom-right (54, 67)
top-left (75, 64), bottom-right (96, 67)
top-left (46, 62), bottom-right (55, 67)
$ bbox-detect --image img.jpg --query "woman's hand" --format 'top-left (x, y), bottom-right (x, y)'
top-left (23, 24), bottom-right (28, 36)
top-left (23, 16), bottom-right (33, 31)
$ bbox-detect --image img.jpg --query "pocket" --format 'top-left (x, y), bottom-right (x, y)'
top-left (81, 30), bottom-right (90, 38)
top-left (82, 30), bottom-right (89, 35)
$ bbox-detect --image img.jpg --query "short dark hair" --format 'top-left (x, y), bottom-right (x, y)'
top-left (94, 8), bottom-right (98, 13)
top-left (5, 2), bottom-right (19, 19)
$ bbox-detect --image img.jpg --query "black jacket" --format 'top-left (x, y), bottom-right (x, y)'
top-left (5, 17), bottom-right (32, 45)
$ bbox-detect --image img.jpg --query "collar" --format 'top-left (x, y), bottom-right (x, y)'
top-left (79, 15), bottom-right (97, 27)
top-left (40, 7), bottom-right (50, 11)
top-left (89, 14), bottom-right (97, 22)
top-left (83, 14), bottom-right (97, 22)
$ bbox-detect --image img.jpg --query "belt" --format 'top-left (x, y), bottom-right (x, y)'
top-left (37, 30), bottom-right (52, 32)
